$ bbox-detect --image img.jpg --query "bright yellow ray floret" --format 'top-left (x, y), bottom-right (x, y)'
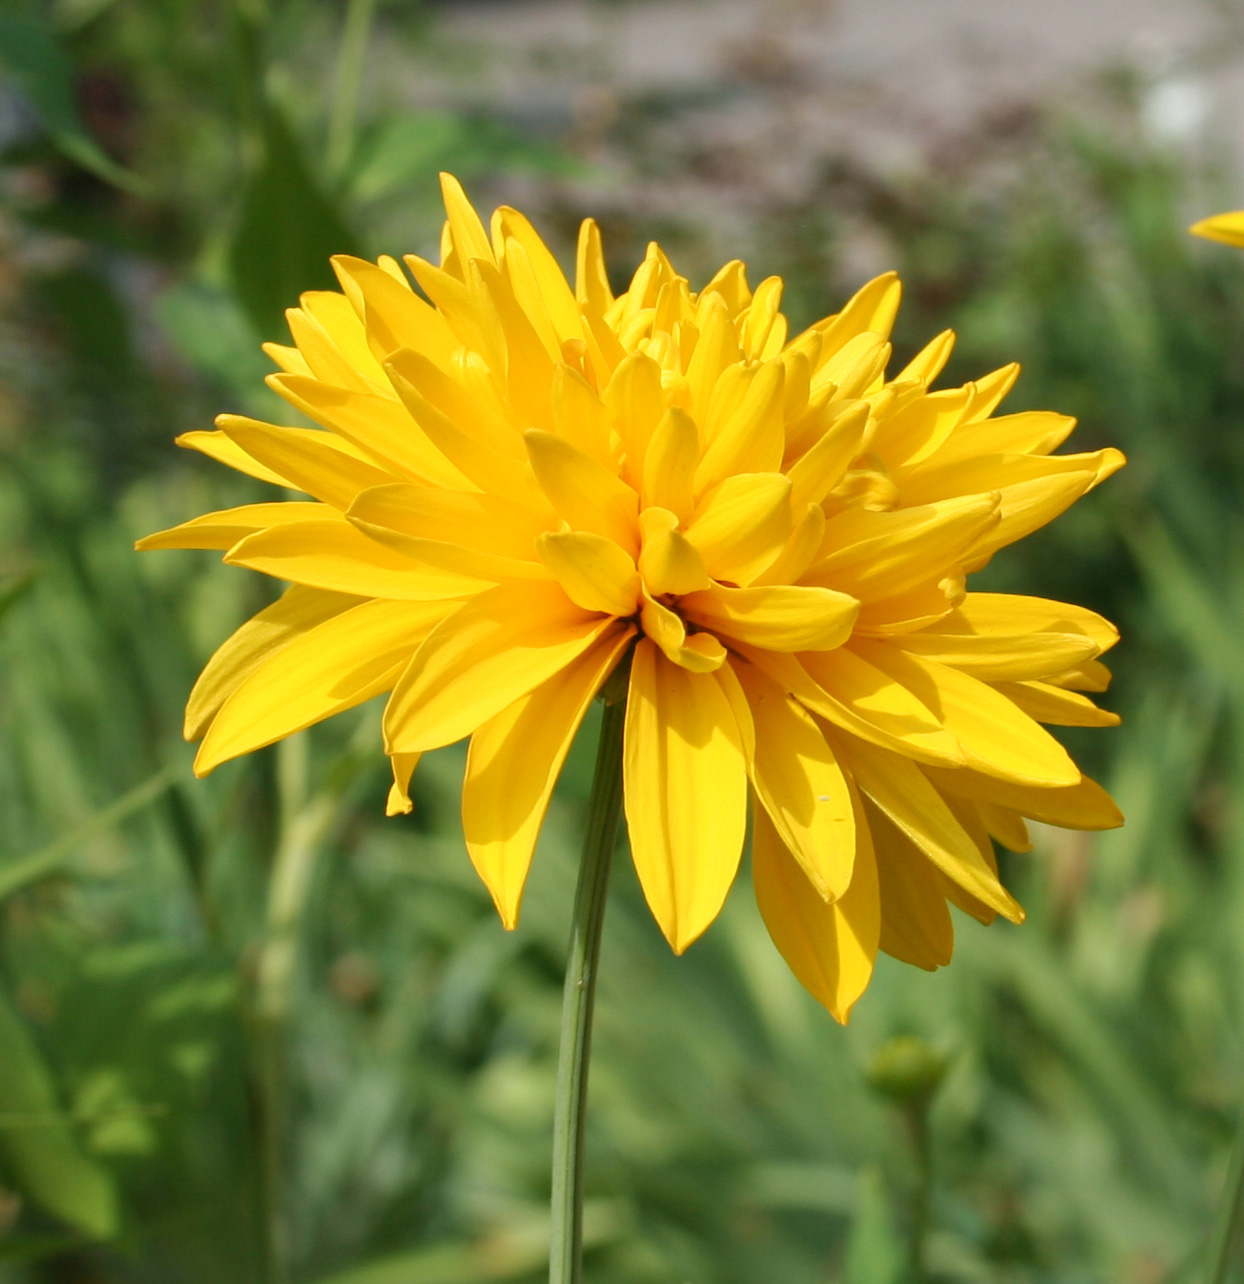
top-left (141, 173), bottom-right (1125, 1022)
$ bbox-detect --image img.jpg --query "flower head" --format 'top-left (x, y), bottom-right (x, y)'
top-left (141, 174), bottom-right (1124, 1020)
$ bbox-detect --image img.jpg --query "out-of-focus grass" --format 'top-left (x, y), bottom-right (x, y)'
top-left (2, 4), bottom-right (1244, 1282)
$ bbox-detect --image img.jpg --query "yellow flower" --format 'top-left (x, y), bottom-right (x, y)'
top-left (1191, 211), bottom-right (1244, 246)
top-left (141, 174), bottom-right (1124, 1021)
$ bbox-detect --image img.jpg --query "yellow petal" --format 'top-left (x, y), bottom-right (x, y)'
top-left (994, 680), bottom-right (1120, 728)
top-left (815, 331), bottom-right (890, 398)
top-left (694, 359), bottom-right (785, 495)
top-left (975, 798), bottom-right (1032, 852)
top-left (837, 734), bottom-right (1021, 924)
top-left (576, 217), bottom-right (613, 312)
top-left (217, 416), bottom-right (397, 508)
top-left (901, 592), bottom-right (1118, 676)
top-left (524, 429), bottom-right (640, 554)
top-left (196, 599), bottom-right (454, 774)
top-left (463, 625), bottom-right (634, 927)
top-left (287, 290), bottom-right (387, 391)
top-left (346, 482), bottom-right (550, 582)
top-left (641, 407), bottom-right (699, 522)
top-left (175, 429), bottom-right (290, 487)
top-left (785, 401), bottom-right (870, 508)
top-left (898, 615), bottom-right (1102, 681)
top-left (331, 254), bottom-right (459, 369)
top-left (894, 329), bottom-right (954, 386)
top-left (948, 593), bottom-right (1118, 652)
top-left (735, 662), bottom-right (855, 899)
top-left (226, 520), bottom-right (486, 600)
top-left (185, 586), bottom-right (362, 741)
top-left (496, 205), bottom-right (584, 344)
top-left (136, 502), bottom-right (328, 551)
top-left (1044, 658), bottom-right (1112, 692)
top-left (680, 583), bottom-right (859, 652)
top-left (854, 575), bottom-right (962, 637)
top-left (439, 172), bottom-right (495, 266)
top-left (603, 352), bottom-right (665, 487)
top-left (684, 473), bottom-right (792, 586)
top-left (855, 640), bottom-right (1081, 787)
top-left (926, 765), bottom-right (1123, 830)
top-left (839, 734), bottom-right (1022, 922)
top-left (866, 797), bottom-right (955, 970)
top-left (269, 373), bottom-right (471, 490)
top-left (752, 804), bottom-right (878, 1022)
top-left (806, 495), bottom-right (999, 602)
top-left (935, 792), bottom-right (1000, 925)
top-left (469, 257), bottom-right (557, 431)
top-left (963, 363), bottom-right (1020, 420)
top-left (922, 410), bottom-right (1076, 471)
top-left (637, 508), bottom-right (711, 596)
top-left (795, 647), bottom-right (965, 767)
top-left (1190, 211), bottom-right (1244, 247)
top-left (639, 589), bottom-right (726, 672)
top-left (403, 254), bottom-right (507, 373)
top-left (262, 341), bottom-right (312, 376)
top-left (872, 386), bottom-right (972, 471)
top-left (384, 581), bottom-right (611, 753)
top-left (383, 345), bottom-right (522, 460)
top-left (385, 355), bottom-right (549, 510)
top-left (623, 639), bottom-right (748, 953)
top-left (552, 364), bottom-right (613, 467)
top-left (751, 502), bottom-right (826, 588)
top-left (386, 753), bottom-right (422, 816)
top-left (813, 271), bottom-right (901, 361)
top-left (535, 531), bottom-right (640, 616)
top-left (685, 294), bottom-right (743, 424)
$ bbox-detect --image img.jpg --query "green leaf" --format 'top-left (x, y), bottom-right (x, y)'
top-left (0, 572), bottom-right (35, 628)
top-left (348, 111), bottom-right (578, 206)
top-left (0, 10), bottom-right (145, 192)
top-left (0, 766), bottom-right (176, 904)
top-left (229, 106), bottom-right (361, 342)
top-left (842, 1169), bottom-right (903, 1284)
top-left (0, 985), bottom-right (119, 1239)
top-left (314, 1243), bottom-right (519, 1284)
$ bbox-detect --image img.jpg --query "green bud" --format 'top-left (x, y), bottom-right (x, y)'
top-left (865, 1035), bottom-right (948, 1106)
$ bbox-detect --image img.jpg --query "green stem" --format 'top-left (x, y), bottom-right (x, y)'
top-left (326, 0), bottom-right (378, 178)
top-left (1209, 1105), bottom-right (1244, 1284)
top-left (548, 687), bottom-right (628, 1284)
top-left (905, 1102), bottom-right (932, 1284)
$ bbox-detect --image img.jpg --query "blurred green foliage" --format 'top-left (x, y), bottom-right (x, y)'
top-left (2, 2), bottom-right (1244, 1281)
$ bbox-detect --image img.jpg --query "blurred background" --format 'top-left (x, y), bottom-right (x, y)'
top-left (3, 0), bottom-right (1244, 1280)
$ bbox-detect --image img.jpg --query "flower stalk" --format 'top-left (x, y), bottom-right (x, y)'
top-left (549, 673), bottom-right (628, 1284)
top-left (1209, 1103), bottom-right (1244, 1284)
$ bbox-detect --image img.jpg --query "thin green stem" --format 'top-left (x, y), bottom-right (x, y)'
top-left (905, 1102), bottom-right (932, 1284)
top-left (1209, 1105), bottom-right (1244, 1284)
top-left (326, 0), bottom-right (378, 178)
top-left (549, 686), bottom-right (628, 1284)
